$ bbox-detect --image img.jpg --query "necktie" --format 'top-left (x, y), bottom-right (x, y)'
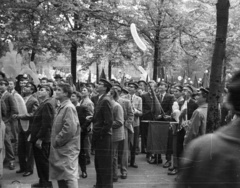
top-left (160, 94), bottom-right (163, 103)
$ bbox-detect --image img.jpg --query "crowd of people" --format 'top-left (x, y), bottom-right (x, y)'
top-left (0, 69), bottom-right (238, 188)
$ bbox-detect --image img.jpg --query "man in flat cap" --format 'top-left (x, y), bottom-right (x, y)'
top-left (183, 88), bottom-right (209, 146)
top-left (137, 80), bottom-right (147, 96)
top-left (14, 82), bottom-right (39, 177)
top-left (0, 79), bottom-right (18, 170)
top-left (113, 84), bottom-right (133, 180)
top-left (92, 78), bottom-right (113, 188)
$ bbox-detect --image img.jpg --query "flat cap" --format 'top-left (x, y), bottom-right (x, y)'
top-left (183, 85), bottom-right (194, 93)
top-left (99, 78), bottom-right (112, 89)
top-left (128, 82), bottom-right (138, 89)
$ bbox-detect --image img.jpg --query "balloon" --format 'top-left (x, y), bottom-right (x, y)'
top-left (130, 23), bottom-right (147, 51)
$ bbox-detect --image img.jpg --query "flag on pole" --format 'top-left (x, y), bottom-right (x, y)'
top-left (100, 68), bottom-right (107, 80)
top-left (120, 73), bottom-right (125, 87)
top-left (181, 71), bottom-right (186, 85)
top-left (202, 72), bottom-right (209, 88)
top-left (87, 71), bottom-right (91, 83)
top-left (193, 75), bottom-right (198, 88)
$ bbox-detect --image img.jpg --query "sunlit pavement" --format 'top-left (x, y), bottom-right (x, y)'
top-left (2, 154), bottom-right (176, 188)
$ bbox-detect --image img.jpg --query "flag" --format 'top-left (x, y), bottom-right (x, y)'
top-left (100, 68), bottom-right (106, 80)
top-left (87, 71), bottom-right (91, 83)
top-left (146, 75), bottom-right (149, 83)
top-left (120, 73), bottom-right (125, 87)
top-left (181, 71), bottom-right (186, 85)
top-left (193, 75), bottom-right (198, 88)
top-left (148, 82), bottom-right (162, 120)
top-left (202, 72), bottom-right (209, 88)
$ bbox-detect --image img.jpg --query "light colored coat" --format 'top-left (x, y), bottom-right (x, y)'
top-left (49, 99), bottom-right (80, 180)
top-left (112, 101), bottom-right (124, 142)
top-left (130, 94), bottom-right (142, 127)
top-left (118, 97), bottom-right (134, 133)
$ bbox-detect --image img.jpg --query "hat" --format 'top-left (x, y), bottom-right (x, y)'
top-left (39, 84), bottom-right (53, 97)
top-left (16, 74), bottom-right (28, 81)
top-left (86, 83), bottom-right (95, 88)
top-left (199, 87), bottom-right (209, 94)
top-left (148, 80), bottom-right (156, 85)
top-left (138, 80), bottom-right (147, 85)
top-left (128, 82), bottom-right (138, 89)
top-left (158, 81), bottom-right (168, 87)
top-left (122, 87), bottom-right (129, 94)
top-left (26, 82), bottom-right (37, 93)
top-left (113, 84), bottom-right (122, 91)
top-left (99, 78), bottom-right (112, 89)
top-left (41, 77), bottom-right (48, 81)
top-left (174, 85), bottom-right (183, 92)
top-left (183, 85), bottom-right (194, 93)
top-left (54, 74), bottom-right (62, 79)
top-left (0, 78), bottom-right (9, 85)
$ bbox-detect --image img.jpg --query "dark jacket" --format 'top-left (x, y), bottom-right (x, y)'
top-left (157, 93), bottom-right (175, 116)
top-left (30, 98), bottom-right (55, 143)
top-left (92, 94), bottom-right (113, 136)
top-left (141, 92), bottom-right (154, 120)
top-left (176, 118), bottom-right (240, 188)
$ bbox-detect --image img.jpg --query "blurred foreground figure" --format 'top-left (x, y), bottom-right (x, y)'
top-left (176, 70), bottom-right (240, 188)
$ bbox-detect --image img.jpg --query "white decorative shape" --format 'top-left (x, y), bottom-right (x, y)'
top-left (130, 23), bottom-right (147, 51)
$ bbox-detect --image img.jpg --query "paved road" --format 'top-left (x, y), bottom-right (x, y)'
top-left (2, 154), bottom-right (176, 188)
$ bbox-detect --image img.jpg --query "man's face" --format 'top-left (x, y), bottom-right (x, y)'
top-left (38, 87), bottom-right (48, 99)
top-left (148, 82), bottom-right (156, 91)
top-left (0, 82), bottom-right (7, 93)
top-left (22, 84), bottom-right (32, 95)
top-left (195, 91), bottom-right (205, 105)
top-left (128, 85), bottom-right (136, 95)
top-left (158, 84), bottom-right (167, 93)
top-left (87, 85), bottom-right (94, 93)
top-left (81, 87), bottom-right (89, 97)
top-left (8, 81), bottom-right (15, 91)
top-left (55, 86), bottom-right (67, 100)
top-left (183, 88), bottom-right (191, 98)
top-left (96, 82), bottom-right (105, 93)
top-left (41, 79), bottom-right (48, 86)
top-left (112, 86), bottom-right (121, 96)
top-left (138, 82), bottom-right (146, 90)
top-left (174, 89), bottom-right (182, 98)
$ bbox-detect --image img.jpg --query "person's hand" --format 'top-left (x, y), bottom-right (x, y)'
top-left (35, 139), bottom-right (42, 149)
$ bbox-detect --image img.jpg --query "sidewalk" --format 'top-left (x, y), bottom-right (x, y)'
top-left (2, 154), bottom-right (176, 188)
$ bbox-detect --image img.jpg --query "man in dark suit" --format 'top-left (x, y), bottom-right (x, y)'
top-left (156, 82), bottom-right (175, 167)
top-left (140, 80), bottom-right (156, 158)
top-left (92, 78), bottom-right (113, 188)
top-left (0, 79), bottom-right (18, 170)
top-left (14, 82), bottom-right (39, 177)
top-left (18, 85), bottom-right (55, 188)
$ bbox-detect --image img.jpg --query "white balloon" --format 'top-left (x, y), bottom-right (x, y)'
top-left (130, 23), bottom-right (147, 51)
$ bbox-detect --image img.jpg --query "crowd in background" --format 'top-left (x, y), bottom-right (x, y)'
top-left (0, 70), bottom-right (237, 188)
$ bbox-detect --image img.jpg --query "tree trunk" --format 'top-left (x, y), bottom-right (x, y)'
top-left (71, 41), bottom-right (77, 85)
top-left (108, 60), bottom-right (112, 80)
top-left (96, 61), bottom-right (99, 83)
top-left (153, 19), bottom-right (161, 81)
top-left (206, 0), bottom-right (230, 133)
